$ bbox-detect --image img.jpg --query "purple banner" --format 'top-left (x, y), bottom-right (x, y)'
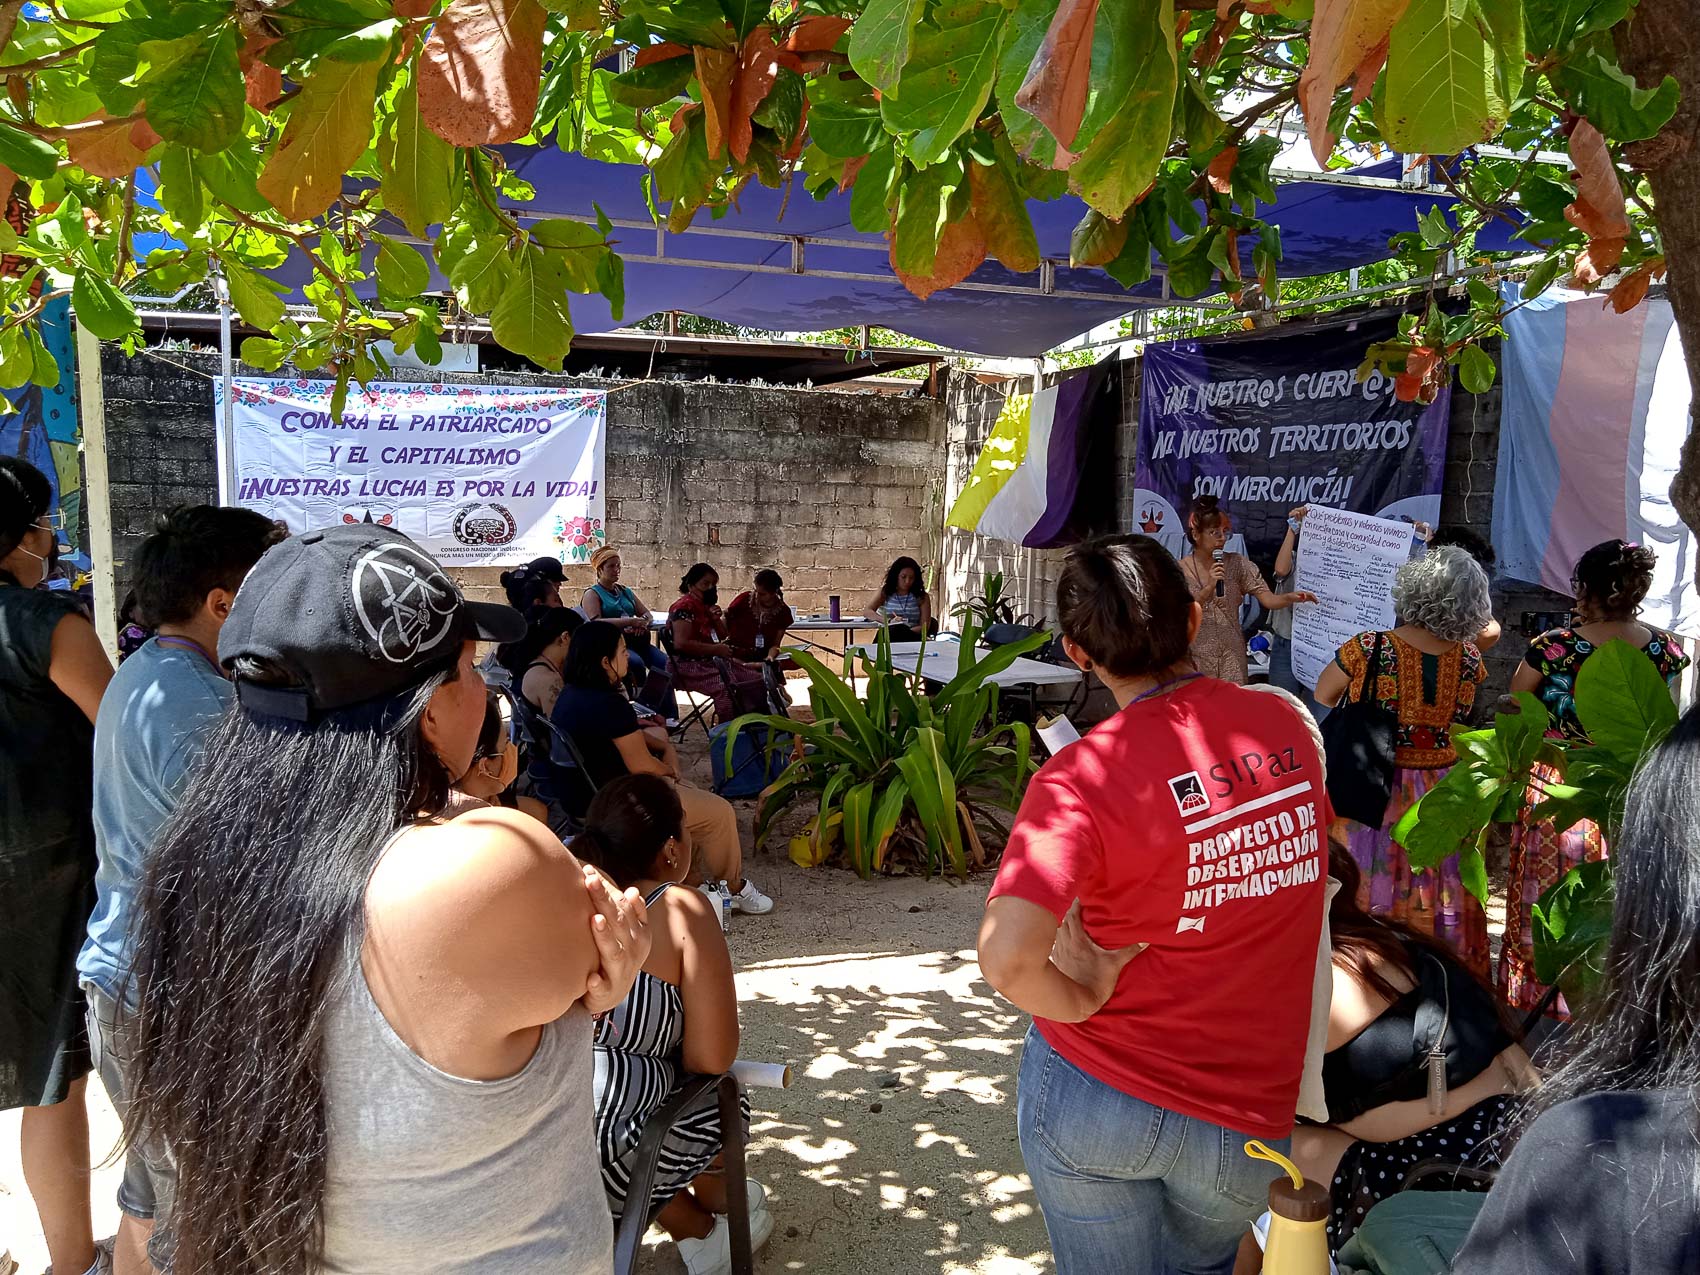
top-left (1133, 316), bottom-right (1449, 568)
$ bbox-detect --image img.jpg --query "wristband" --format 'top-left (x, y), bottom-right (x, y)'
top-left (1287, 518), bottom-right (1302, 534)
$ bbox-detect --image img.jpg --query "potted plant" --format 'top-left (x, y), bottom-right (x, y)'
top-left (724, 620), bottom-right (1049, 878)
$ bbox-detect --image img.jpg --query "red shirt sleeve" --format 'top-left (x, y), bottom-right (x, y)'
top-left (988, 765), bottom-right (1103, 922)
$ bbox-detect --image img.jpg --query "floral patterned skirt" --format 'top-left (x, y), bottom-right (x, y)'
top-left (1498, 761), bottom-right (1606, 1018)
top-left (1342, 764), bottom-right (1490, 978)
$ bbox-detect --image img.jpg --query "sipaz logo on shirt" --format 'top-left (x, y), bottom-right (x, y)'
top-left (1167, 770), bottom-right (1210, 816)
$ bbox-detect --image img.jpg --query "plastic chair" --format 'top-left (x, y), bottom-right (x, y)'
top-left (613, 1072), bottom-right (752, 1275)
top-left (657, 625), bottom-right (723, 745)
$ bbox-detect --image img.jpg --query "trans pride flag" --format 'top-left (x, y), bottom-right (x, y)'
top-left (1494, 285), bottom-right (1699, 634)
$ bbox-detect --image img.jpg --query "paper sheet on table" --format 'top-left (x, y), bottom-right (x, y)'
top-left (1291, 505), bottom-right (1413, 691)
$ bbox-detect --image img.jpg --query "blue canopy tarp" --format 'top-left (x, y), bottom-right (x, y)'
top-left (261, 153), bottom-right (1524, 358)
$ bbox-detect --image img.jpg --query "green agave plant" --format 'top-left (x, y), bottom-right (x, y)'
top-left (724, 620), bottom-right (1050, 879)
top-left (1394, 639), bottom-right (1680, 1006)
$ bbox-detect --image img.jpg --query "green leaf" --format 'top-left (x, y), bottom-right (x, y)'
top-left (1553, 49), bottom-right (1681, 143)
top-left (881, 1), bottom-right (1007, 168)
top-left (849, 0), bottom-right (926, 93)
top-left (438, 221), bottom-right (516, 313)
top-left (891, 153), bottom-right (966, 277)
top-left (809, 100), bottom-right (886, 159)
top-left (621, 0), bottom-right (735, 48)
top-left (714, 0), bottom-right (766, 39)
top-left (1069, 210), bottom-right (1127, 269)
top-left (223, 260), bottom-right (289, 330)
top-left (0, 326), bottom-right (32, 390)
top-left (752, 68), bottom-right (806, 141)
top-left (850, 143), bottom-right (897, 234)
top-left (1178, 72), bottom-right (1227, 155)
top-left (1524, 0), bottom-right (1628, 55)
top-left (1104, 210), bottom-right (1153, 287)
top-left (1072, 0), bottom-right (1166, 155)
top-left (71, 271), bottom-right (138, 341)
top-left (196, 146), bottom-right (273, 215)
top-left (1521, 254), bottom-right (1562, 300)
top-left (1165, 234), bottom-right (1217, 297)
top-left (240, 336), bottom-right (290, 371)
top-left (414, 324), bottom-right (444, 365)
top-left (1458, 845), bottom-right (1489, 904)
top-left (1457, 343), bottom-right (1497, 393)
top-left (652, 109), bottom-right (717, 229)
top-left (0, 122), bottom-right (61, 181)
top-left (373, 234), bottom-right (432, 298)
top-left (27, 327), bottom-right (59, 390)
top-left (1232, 134), bottom-right (1281, 208)
top-left (539, 0), bottom-right (604, 27)
top-left (1066, 0), bottom-right (1176, 217)
top-left (969, 134), bottom-right (1040, 273)
top-left (608, 56), bottom-right (695, 108)
top-left (490, 243), bottom-right (575, 370)
top-left (1419, 204), bottom-right (1454, 247)
top-left (138, 24), bottom-right (246, 153)
top-left (381, 77), bottom-right (455, 239)
top-left (531, 218), bottom-right (607, 291)
top-left (1467, 277), bottom-right (1498, 308)
top-left (996, 0), bottom-right (1061, 168)
top-left (257, 56), bottom-right (384, 223)
top-left (1380, 0), bottom-right (1515, 156)
top-left (895, 726), bottom-right (964, 876)
top-left (1574, 638), bottom-right (1680, 767)
top-left (157, 146), bottom-right (205, 232)
top-left (1531, 859), bottom-right (1613, 1000)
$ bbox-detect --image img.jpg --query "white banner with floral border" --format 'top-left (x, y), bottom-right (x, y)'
top-left (214, 377), bottom-right (607, 568)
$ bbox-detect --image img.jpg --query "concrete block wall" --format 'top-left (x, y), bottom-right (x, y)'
top-left (97, 349), bottom-right (944, 620)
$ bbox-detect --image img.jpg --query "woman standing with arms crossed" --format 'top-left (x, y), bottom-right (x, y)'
top-left (1179, 496), bottom-right (1315, 684)
top-left (1501, 539), bottom-right (1687, 1016)
top-left (1315, 547), bottom-right (1495, 975)
top-left (123, 525), bottom-right (650, 1274)
top-left (978, 535), bottom-right (1329, 1275)
top-left (0, 458), bottom-right (114, 1275)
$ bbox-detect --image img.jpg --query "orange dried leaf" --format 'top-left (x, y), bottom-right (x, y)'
top-left (1206, 146), bottom-right (1238, 195)
top-left (394, 0), bottom-right (434, 15)
top-left (783, 94), bottom-right (809, 160)
top-left (694, 44), bottom-right (736, 161)
top-left (784, 15), bottom-right (851, 53)
top-left (1193, 15), bottom-right (1236, 68)
top-left (1572, 237), bottom-right (1627, 286)
top-left (839, 153), bottom-right (868, 191)
top-left (1565, 120), bottom-right (1631, 244)
top-left (889, 212), bottom-right (988, 301)
top-left (1299, 0), bottom-right (1409, 167)
top-left (1606, 267), bottom-right (1653, 313)
top-left (1014, 0), bottom-right (1099, 151)
top-left (634, 40), bottom-right (692, 67)
top-left (130, 118), bottom-right (162, 151)
top-left (66, 114), bottom-right (151, 179)
top-left (418, 0), bottom-right (547, 146)
top-left (729, 29), bottom-right (781, 164)
top-left (1348, 35), bottom-right (1388, 108)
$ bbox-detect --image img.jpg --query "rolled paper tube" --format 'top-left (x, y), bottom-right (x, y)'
top-left (731, 1059), bottom-right (792, 1089)
top-left (1036, 715), bottom-right (1082, 754)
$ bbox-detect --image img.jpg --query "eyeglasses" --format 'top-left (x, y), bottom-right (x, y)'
top-left (36, 510), bottom-right (65, 532)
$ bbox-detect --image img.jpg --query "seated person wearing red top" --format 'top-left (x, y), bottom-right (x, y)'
top-left (725, 569), bottom-right (794, 663)
top-left (978, 534), bottom-right (1329, 1275)
top-left (668, 563), bottom-right (765, 723)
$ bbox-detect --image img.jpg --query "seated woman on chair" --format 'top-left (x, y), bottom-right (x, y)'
top-left (577, 775), bottom-right (775, 1273)
top-left (1294, 841), bottom-right (1538, 1254)
top-left (552, 622), bottom-right (772, 918)
top-left (499, 607), bottom-right (582, 718)
top-left (582, 545), bottom-right (676, 717)
top-left (865, 556), bottom-right (934, 642)
top-left (668, 563), bottom-right (766, 724)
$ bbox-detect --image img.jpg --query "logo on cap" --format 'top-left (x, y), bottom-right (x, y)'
top-left (453, 501), bottom-right (518, 546)
top-left (351, 543), bottom-right (460, 664)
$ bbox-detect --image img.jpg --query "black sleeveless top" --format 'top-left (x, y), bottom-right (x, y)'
top-left (1322, 938), bottom-right (1511, 1124)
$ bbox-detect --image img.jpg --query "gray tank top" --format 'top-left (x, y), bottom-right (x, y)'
top-left (317, 932), bottom-right (612, 1273)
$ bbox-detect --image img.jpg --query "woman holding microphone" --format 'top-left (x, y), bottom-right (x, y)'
top-left (1178, 495), bottom-right (1315, 685)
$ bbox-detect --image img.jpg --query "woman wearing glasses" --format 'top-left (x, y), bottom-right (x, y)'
top-left (0, 458), bottom-right (115, 1275)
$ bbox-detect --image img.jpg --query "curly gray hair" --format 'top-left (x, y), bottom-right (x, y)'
top-left (1393, 545), bottom-right (1494, 644)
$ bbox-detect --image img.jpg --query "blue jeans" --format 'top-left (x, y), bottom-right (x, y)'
top-left (1017, 1028), bottom-right (1283, 1275)
top-left (1267, 634), bottom-right (1327, 723)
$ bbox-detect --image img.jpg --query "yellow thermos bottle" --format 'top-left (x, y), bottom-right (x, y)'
top-left (1245, 1140), bottom-right (1331, 1275)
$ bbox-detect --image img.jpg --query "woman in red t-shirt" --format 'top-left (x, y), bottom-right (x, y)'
top-left (667, 563), bottom-right (766, 724)
top-left (978, 534), bottom-right (1329, 1275)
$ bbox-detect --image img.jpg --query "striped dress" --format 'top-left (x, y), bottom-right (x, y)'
top-left (592, 884), bottom-right (750, 1222)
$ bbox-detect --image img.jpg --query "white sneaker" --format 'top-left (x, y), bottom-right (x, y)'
top-left (731, 878), bottom-right (774, 915)
top-left (676, 1195), bottom-right (776, 1275)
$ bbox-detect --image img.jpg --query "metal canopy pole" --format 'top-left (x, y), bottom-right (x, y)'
top-left (215, 272), bottom-right (237, 503)
top-left (74, 318), bottom-right (117, 657)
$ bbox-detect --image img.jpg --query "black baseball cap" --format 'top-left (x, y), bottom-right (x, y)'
top-left (526, 555), bottom-right (567, 582)
top-left (219, 524), bottom-right (526, 721)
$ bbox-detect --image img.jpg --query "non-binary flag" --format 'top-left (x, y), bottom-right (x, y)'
top-left (1493, 285), bottom-right (1699, 634)
top-left (945, 360), bottom-right (1108, 547)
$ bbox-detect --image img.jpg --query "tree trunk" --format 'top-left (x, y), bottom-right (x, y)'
top-left (1618, 1), bottom-right (1700, 540)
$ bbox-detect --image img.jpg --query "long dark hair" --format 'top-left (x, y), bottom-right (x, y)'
top-left (564, 619), bottom-right (625, 689)
top-left (123, 655), bottom-right (461, 1275)
top-left (880, 556), bottom-right (926, 601)
top-left (497, 605), bottom-right (580, 675)
top-left (0, 455), bottom-right (49, 580)
top-left (679, 562), bottom-right (716, 595)
top-left (1519, 705), bottom-right (1700, 1124)
top-left (1056, 534), bottom-right (1192, 679)
top-left (572, 774), bottom-right (685, 889)
top-left (1327, 840), bottom-right (1519, 1040)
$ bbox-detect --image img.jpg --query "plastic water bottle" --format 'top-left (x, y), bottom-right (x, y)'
top-left (701, 881), bottom-right (730, 931)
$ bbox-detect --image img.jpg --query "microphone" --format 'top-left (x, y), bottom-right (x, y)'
top-left (1213, 548), bottom-right (1225, 597)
